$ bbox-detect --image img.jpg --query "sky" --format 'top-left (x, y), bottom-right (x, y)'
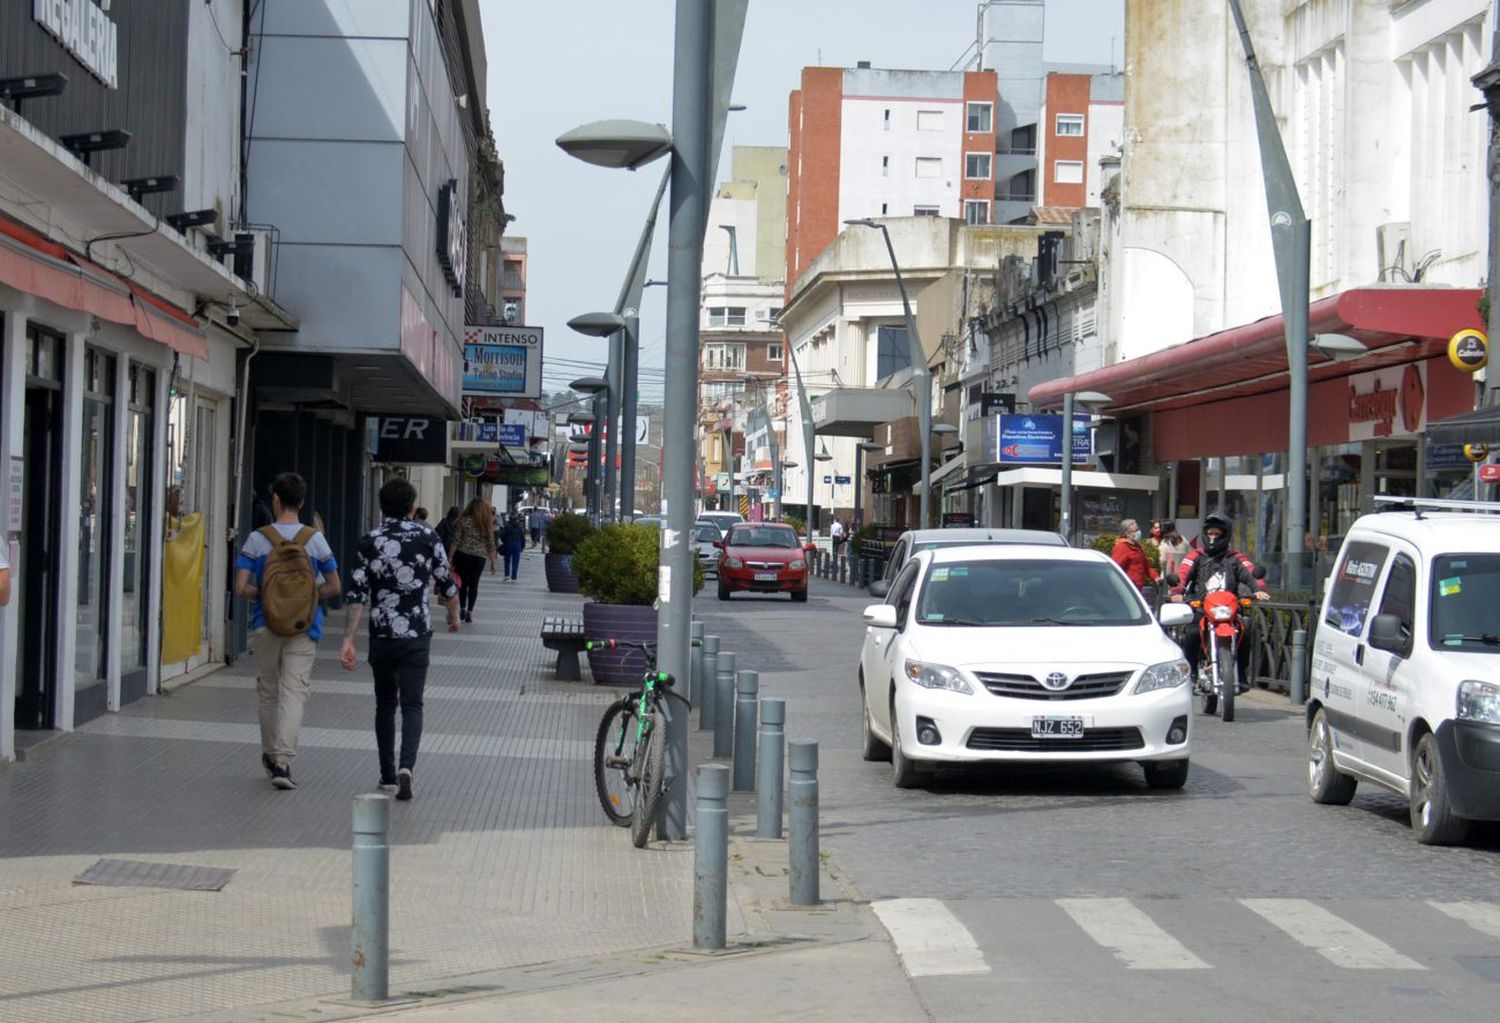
top-left (479, 0), bottom-right (1125, 403)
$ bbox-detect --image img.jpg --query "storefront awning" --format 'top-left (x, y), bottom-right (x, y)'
top-left (985, 467), bottom-right (1161, 492)
top-left (0, 215), bottom-right (207, 359)
top-left (913, 453), bottom-right (966, 496)
top-left (1028, 286), bottom-right (1484, 415)
top-left (1427, 403), bottom-right (1500, 445)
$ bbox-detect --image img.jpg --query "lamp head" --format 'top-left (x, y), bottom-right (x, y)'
top-left (1311, 333), bottom-right (1369, 362)
top-left (844, 218), bottom-right (879, 229)
top-left (570, 376), bottom-right (609, 395)
top-left (567, 311), bottom-right (627, 337)
top-left (555, 120), bottom-right (673, 170)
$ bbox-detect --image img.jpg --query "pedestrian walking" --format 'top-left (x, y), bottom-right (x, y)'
top-left (1110, 518), bottom-right (1159, 601)
top-left (233, 472), bottom-right (342, 791)
top-left (450, 498), bottom-right (495, 623)
top-left (414, 507), bottom-right (429, 523)
top-left (434, 505), bottom-right (459, 556)
top-left (526, 506), bottom-right (546, 548)
top-left (1157, 520), bottom-right (1189, 581)
top-left (831, 517), bottom-right (846, 557)
top-left (0, 540), bottom-right (10, 606)
top-left (499, 512), bottom-right (526, 581)
top-left (340, 477), bottom-right (460, 801)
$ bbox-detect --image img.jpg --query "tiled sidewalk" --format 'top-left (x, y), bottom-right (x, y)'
top-left (0, 547), bottom-right (706, 1023)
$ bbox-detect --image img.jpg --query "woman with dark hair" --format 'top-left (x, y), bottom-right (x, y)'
top-left (450, 498), bottom-right (495, 623)
top-left (434, 505), bottom-right (460, 556)
top-left (1158, 520), bottom-right (1189, 581)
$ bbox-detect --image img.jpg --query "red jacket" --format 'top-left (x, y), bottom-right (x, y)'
top-left (1111, 538), bottom-right (1159, 588)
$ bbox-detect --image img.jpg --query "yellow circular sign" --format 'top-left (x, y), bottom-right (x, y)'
top-left (1448, 328), bottom-right (1489, 373)
top-left (1464, 443), bottom-right (1489, 462)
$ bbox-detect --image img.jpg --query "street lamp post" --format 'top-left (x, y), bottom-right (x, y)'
top-left (855, 440), bottom-right (883, 530)
top-left (845, 218), bottom-right (931, 530)
top-left (571, 377), bottom-right (609, 524)
top-left (569, 312), bottom-right (632, 522)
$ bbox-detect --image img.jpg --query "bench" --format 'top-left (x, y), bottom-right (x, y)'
top-left (540, 616), bottom-right (587, 681)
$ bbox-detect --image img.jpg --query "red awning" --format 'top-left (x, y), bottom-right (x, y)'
top-left (1028, 286), bottom-right (1485, 415)
top-left (0, 215), bottom-right (208, 360)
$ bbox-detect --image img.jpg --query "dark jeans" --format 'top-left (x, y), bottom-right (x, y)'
top-left (529, 527), bottom-right (541, 547)
top-left (452, 551), bottom-right (486, 613)
top-left (502, 542), bottom-right (523, 579)
top-left (369, 635), bottom-right (432, 778)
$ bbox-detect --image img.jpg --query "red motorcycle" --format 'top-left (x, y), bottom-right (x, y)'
top-left (1190, 588), bottom-right (1255, 722)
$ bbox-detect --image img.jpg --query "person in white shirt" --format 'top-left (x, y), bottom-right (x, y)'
top-left (831, 517), bottom-right (845, 557)
top-left (0, 542), bottom-right (11, 606)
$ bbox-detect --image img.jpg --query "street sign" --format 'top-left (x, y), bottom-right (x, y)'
top-left (1480, 464), bottom-right (1500, 484)
top-left (822, 475), bottom-right (832, 484)
top-left (834, 475), bottom-right (852, 485)
top-left (1448, 328), bottom-right (1489, 373)
top-left (497, 423), bottom-right (527, 447)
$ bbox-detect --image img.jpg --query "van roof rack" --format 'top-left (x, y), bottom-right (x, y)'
top-left (1373, 495), bottom-right (1500, 520)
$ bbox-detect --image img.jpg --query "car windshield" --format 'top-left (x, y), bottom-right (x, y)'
top-left (914, 559), bottom-right (1149, 627)
top-left (1430, 554), bottom-right (1500, 653)
top-left (727, 526), bottom-right (798, 548)
top-left (694, 524), bottom-right (722, 542)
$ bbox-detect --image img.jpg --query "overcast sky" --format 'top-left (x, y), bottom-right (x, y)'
top-left (479, 0), bottom-right (1125, 401)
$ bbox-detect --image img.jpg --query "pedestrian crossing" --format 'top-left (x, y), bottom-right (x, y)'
top-left (873, 896), bottom-right (1500, 980)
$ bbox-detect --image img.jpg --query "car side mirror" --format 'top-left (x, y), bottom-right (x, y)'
top-left (863, 604), bottom-right (898, 629)
top-left (868, 578), bottom-right (892, 600)
top-left (1368, 613), bottom-right (1408, 654)
top-left (1158, 603), bottom-right (1193, 628)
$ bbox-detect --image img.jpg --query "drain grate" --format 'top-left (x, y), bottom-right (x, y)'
top-left (73, 858), bottom-right (236, 891)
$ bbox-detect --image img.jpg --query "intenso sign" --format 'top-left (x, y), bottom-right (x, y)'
top-left (33, 0), bottom-right (119, 88)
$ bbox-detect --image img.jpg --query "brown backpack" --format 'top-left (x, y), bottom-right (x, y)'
top-left (258, 525), bottom-right (319, 636)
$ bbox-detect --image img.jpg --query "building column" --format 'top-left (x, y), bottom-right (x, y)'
top-left (146, 367), bottom-right (170, 695)
top-left (105, 352), bottom-right (129, 711)
top-left (55, 331), bottom-right (87, 731)
top-left (0, 311), bottom-right (27, 760)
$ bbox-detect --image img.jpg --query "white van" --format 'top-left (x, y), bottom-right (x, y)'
top-left (1306, 497), bottom-right (1500, 844)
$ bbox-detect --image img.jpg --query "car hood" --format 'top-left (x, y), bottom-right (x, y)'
top-left (725, 545), bottom-right (803, 560)
top-left (905, 622), bottom-right (1181, 672)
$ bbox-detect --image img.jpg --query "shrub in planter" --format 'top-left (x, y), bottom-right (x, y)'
top-left (543, 513), bottom-right (595, 594)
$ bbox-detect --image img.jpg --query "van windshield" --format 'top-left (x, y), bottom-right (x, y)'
top-left (1429, 554), bottom-right (1500, 653)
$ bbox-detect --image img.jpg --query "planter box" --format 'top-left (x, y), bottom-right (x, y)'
top-left (582, 601), bottom-right (658, 686)
top-left (544, 552), bottom-right (581, 594)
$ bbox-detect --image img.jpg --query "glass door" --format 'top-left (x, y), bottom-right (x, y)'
top-left (120, 365), bottom-right (157, 703)
top-left (16, 327), bottom-right (64, 731)
top-left (74, 348), bottom-right (116, 724)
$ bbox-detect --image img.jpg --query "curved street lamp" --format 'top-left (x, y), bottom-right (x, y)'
top-left (555, 120), bottom-right (673, 170)
top-left (570, 313), bottom-right (630, 522)
top-left (571, 377), bottom-right (610, 521)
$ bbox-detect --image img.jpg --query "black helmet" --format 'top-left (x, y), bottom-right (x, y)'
top-left (1201, 512), bottom-right (1232, 556)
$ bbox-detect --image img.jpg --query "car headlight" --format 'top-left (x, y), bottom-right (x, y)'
top-left (724, 556), bottom-right (743, 569)
top-left (1457, 680), bottom-right (1500, 724)
top-left (789, 559), bottom-right (805, 570)
top-left (1134, 658), bottom-right (1191, 695)
top-left (903, 660), bottom-right (973, 694)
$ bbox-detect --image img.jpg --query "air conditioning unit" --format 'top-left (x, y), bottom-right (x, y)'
top-left (1375, 222), bottom-right (1411, 282)
top-left (231, 229), bottom-right (276, 298)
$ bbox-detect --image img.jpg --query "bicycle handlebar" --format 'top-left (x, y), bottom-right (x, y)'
top-left (586, 638), bottom-right (659, 653)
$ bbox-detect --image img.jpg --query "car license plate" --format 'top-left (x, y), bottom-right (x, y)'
top-left (754, 572), bottom-right (778, 581)
top-left (1031, 716), bottom-right (1085, 738)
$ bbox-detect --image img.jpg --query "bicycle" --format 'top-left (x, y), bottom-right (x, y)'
top-left (589, 639), bottom-right (686, 848)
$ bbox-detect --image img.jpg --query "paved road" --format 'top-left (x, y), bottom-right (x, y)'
top-left (698, 577), bottom-right (1500, 1022)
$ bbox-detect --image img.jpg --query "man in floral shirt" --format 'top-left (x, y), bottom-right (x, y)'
top-left (340, 478), bottom-right (460, 801)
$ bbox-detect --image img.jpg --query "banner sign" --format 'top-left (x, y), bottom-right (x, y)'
top-left (497, 423), bottom-right (527, 448)
top-left (995, 414), bottom-right (1091, 464)
top-left (463, 325), bottom-right (543, 398)
top-left (372, 417), bottom-right (450, 465)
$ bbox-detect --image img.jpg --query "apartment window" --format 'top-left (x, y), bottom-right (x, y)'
top-left (881, 155), bottom-right (890, 177)
top-left (767, 343), bottom-right (783, 361)
top-left (966, 102), bottom-right (993, 132)
top-left (883, 108), bottom-right (891, 130)
top-left (767, 306), bottom-right (783, 323)
top-left (965, 152), bottom-right (992, 179)
top-left (913, 205), bottom-right (940, 217)
top-left (964, 200), bottom-right (989, 225)
top-left (707, 306), bottom-right (747, 327)
top-left (703, 343), bottom-right (746, 371)
top-left (916, 109), bottom-right (943, 131)
top-left (1055, 113), bottom-right (1085, 137)
top-left (880, 202), bottom-right (888, 214)
top-left (915, 157), bottom-right (942, 178)
top-left (1053, 160), bottom-right (1084, 184)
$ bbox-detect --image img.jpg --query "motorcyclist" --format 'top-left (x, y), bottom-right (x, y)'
top-left (1169, 512), bottom-right (1270, 690)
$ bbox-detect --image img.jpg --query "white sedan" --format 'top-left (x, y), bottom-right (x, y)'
top-left (858, 546), bottom-right (1197, 789)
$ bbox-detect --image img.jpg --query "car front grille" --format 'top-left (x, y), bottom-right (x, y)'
top-left (965, 727), bottom-right (1145, 752)
top-left (974, 671), bottom-right (1134, 701)
top-left (745, 561), bottom-right (784, 570)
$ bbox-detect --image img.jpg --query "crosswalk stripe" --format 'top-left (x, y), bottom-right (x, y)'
top-left (1056, 898), bottom-right (1210, 970)
top-left (1241, 899), bottom-right (1425, 970)
top-left (1429, 901), bottom-right (1500, 940)
top-left (872, 898), bottom-right (990, 977)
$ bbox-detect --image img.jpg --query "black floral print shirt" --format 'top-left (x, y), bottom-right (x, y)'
top-left (345, 519), bottom-right (459, 640)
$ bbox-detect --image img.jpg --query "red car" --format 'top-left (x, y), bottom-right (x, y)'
top-left (716, 523), bottom-right (813, 602)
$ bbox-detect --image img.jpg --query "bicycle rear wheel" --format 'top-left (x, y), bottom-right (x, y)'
top-left (630, 710), bottom-right (666, 848)
top-left (594, 698), bottom-right (641, 827)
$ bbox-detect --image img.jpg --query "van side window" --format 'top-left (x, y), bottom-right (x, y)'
top-left (1323, 540), bottom-right (1390, 636)
top-left (1374, 554), bottom-right (1416, 655)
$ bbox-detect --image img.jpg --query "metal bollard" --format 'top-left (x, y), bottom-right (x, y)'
top-left (1289, 628), bottom-right (1308, 705)
top-left (690, 621), bottom-right (704, 707)
top-left (837, 557), bottom-right (847, 584)
top-left (756, 697), bottom-right (786, 839)
top-left (788, 740), bottom-right (820, 906)
top-left (713, 651), bottom-right (737, 758)
top-left (693, 764), bottom-right (730, 950)
top-left (733, 669), bottom-right (759, 792)
top-left (699, 635), bottom-right (720, 732)
top-left (351, 794), bottom-right (391, 1002)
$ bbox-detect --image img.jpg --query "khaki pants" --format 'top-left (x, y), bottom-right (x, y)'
top-left (251, 629), bottom-right (317, 761)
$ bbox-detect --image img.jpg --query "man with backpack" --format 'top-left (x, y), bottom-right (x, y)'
top-left (233, 472), bottom-right (341, 790)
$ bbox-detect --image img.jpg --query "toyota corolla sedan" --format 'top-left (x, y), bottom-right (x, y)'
top-left (717, 522), bottom-right (812, 602)
top-left (858, 546), bottom-right (1196, 789)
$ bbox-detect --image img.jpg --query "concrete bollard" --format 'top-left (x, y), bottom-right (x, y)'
top-left (690, 621), bottom-right (704, 707)
top-left (351, 794), bottom-right (391, 1002)
top-left (756, 697), bottom-right (786, 839)
top-left (1290, 628), bottom-right (1308, 705)
top-left (699, 635), bottom-right (720, 732)
top-left (788, 740), bottom-right (820, 906)
top-left (837, 557), bottom-right (847, 585)
top-left (713, 652), bottom-right (737, 758)
top-left (693, 764), bottom-right (730, 950)
top-left (733, 670), bottom-right (759, 792)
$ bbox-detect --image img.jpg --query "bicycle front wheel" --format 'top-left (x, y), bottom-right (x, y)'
top-left (630, 710), bottom-right (667, 848)
top-left (594, 697), bottom-right (641, 827)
